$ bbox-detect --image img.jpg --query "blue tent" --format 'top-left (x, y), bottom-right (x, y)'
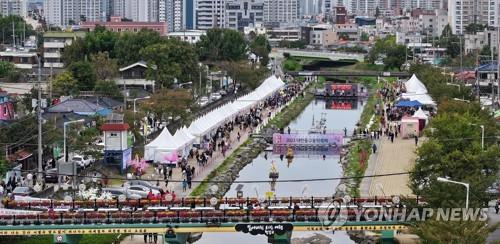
top-left (396, 100), bottom-right (422, 107)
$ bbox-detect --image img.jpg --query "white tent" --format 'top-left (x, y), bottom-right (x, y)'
top-left (412, 108), bottom-right (429, 120)
top-left (144, 128), bottom-right (174, 161)
top-left (149, 75), bottom-right (285, 151)
top-left (404, 74), bottom-right (428, 94)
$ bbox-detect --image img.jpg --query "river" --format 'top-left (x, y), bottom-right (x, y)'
top-left (197, 98), bottom-right (365, 244)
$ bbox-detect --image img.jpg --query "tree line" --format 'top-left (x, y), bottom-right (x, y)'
top-left (408, 64), bottom-right (500, 243)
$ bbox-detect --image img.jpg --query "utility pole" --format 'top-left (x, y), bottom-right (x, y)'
top-left (37, 55), bottom-right (43, 184)
top-left (497, 26), bottom-right (500, 110)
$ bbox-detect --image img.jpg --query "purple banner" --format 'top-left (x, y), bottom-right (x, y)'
top-left (272, 145), bottom-right (340, 155)
top-left (272, 133), bottom-right (343, 147)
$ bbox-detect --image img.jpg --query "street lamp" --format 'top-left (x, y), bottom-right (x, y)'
top-left (132, 96), bottom-right (151, 113)
top-left (470, 123), bottom-right (485, 150)
top-left (63, 119), bottom-right (85, 189)
top-left (446, 82), bottom-right (461, 92)
top-left (436, 177), bottom-right (469, 209)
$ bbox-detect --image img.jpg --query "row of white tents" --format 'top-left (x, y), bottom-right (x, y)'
top-left (144, 75), bottom-right (285, 163)
top-left (401, 74), bottom-right (436, 106)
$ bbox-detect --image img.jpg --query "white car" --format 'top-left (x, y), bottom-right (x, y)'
top-left (125, 185), bottom-right (160, 198)
top-left (211, 93), bottom-right (222, 101)
top-left (198, 96), bottom-right (209, 107)
top-left (72, 155), bottom-right (92, 168)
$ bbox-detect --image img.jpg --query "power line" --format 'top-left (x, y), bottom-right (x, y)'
top-left (11, 168), bottom-right (419, 184)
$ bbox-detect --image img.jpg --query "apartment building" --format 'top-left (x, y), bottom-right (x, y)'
top-left (225, 0), bottom-right (264, 31)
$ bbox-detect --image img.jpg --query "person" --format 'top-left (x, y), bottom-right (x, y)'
top-left (144, 233), bottom-right (148, 243)
top-left (343, 127), bottom-right (347, 137)
top-left (147, 190), bottom-right (154, 200)
top-left (182, 178), bottom-right (187, 192)
top-left (495, 200), bottom-right (499, 214)
top-left (287, 127), bottom-right (291, 134)
top-left (148, 233), bottom-right (153, 243)
top-left (153, 233), bottom-right (158, 243)
top-left (372, 143), bottom-right (377, 154)
top-left (414, 134), bottom-right (419, 146)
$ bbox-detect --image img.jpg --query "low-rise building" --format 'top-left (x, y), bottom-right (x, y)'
top-left (464, 30), bottom-right (499, 54)
top-left (81, 16), bottom-right (168, 36)
top-left (117, 61), bottom-right (156, 92)
top-left (43, 31), bottom-right (86, 68)
top-left (167, 30), bottom-right (206, 44)
top-left (267, 28), bottom-right (301, 43)
top-left (244, 23), bottom-right (267, 36)
top-left (0, 48), bottom-right (37, 70)
top-left (334, 23), bottom-right (359, 41)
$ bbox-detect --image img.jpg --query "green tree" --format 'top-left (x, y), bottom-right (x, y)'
top-left (375, 6), bottom-right (381, 17)
top-left (438, 24), bottom-right (461, 58)
top-left (90, 51), bottom-right (118, 80)
top-left (140, 38), bottom-right (199, 88)
top-left (0, 16), bottom-right (35, 45)
top-left (465, 23), bottom-right (487, 34)
top-left (141, 89), bottom-right (194, 124)
top-left (94, 80), bottom-right (122, 97)
top-left (360, 32), bottom-right (370, 42)
top-left (249, 34), bottom-right (272, 66)
top-left (411, 220), bottom-right (496, 244)
top-left (68, 61), bottom-right (97, 91)
top-left (198, 28), bottom-right (247, 61)
top-left (62, 37), bottom-right (87, 66)
top-left (0, 60), bottom-right (15, 78)
top-left (52, 71), bottom-right (78, 95)
top-left (224, 61), bottom-right (268, 90)
top-left (383, 44), bottom-right (406, 70)
top-left (84, 26), bottom-right (119, 57)
top-left (114, 29), bottom-right (162, 65)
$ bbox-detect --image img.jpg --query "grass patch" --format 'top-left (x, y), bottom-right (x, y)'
top-left (283, 58), bottom-right (302, 71)
top-left (344, 140), bottom-right (372, 197)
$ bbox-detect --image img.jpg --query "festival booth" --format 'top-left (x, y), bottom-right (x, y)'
top-left (400, 116), bottom-right (420, 138)
top-left (144, 128), bottom-right (175, 163)
top-left (412, 108), bottom-right (429, 131)
top-left (401, 75), bottom-right (436, 107)
top-left (145, 75), bottom-right (285, 159)
top-left (395, 100), bottom-right (423, 108)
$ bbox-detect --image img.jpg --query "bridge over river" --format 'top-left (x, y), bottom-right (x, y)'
top-left (0, 196), bottom-right (414, 244)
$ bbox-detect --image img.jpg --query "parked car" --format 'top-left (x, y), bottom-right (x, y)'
top-left (210, 92), bottom-right (222, 101)
top-left (125, 185), bottom-right (160, 198)
top-left (126, 180), bottom-right (162, 191)
top-left (198, 96), bottom-right (209, 107)
top-left (72, 155), bottom-right (92, 168)
top-left (12, 187), bottom-right (33, 197)
top-left (102, 187), bottom-right (142, 200)
top-left (44, 168), bottom-right (59, 183)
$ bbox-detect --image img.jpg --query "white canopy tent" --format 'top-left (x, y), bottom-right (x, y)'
top-left (412, 108), bottom-right (429, 120)
top-left (404, 74), bottom-right (428, 94)
top-left (146, 75), bottom-right (285, 160)
top-left (144, 128), bottom-right (174, 161)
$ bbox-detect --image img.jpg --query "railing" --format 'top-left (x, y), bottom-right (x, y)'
top-left (0, 207), bottom-right (408, 226)
top-left (4, 196), bottom-right (418, 211)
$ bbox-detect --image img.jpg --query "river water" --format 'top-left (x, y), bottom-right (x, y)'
top-left (198, 99), bottom-right (365, 244)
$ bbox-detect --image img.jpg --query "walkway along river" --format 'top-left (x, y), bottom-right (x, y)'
top-left (197, 98), bottom-right (366, 244)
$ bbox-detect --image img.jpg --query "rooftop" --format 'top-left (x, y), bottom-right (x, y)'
top-left (43, 31), bottom-right (86, 38)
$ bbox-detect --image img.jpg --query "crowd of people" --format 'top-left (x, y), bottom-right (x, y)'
top-left (150, 82), bottom-right (304, 195)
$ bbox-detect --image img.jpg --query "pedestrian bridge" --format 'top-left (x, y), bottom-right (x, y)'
top-left (0, 196), bottom-right (414, 243)
top-left (287, 70), bottom-right (412, 78)
top-left (272, 49), bottom-right (365, 62)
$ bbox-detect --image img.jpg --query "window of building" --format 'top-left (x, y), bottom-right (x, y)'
top-left (110, 133), bottom-right (118, 137)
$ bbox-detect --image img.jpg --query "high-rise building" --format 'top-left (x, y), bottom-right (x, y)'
top-left (112, 0), bottom-right (125, 17)
top-left (0, 0), bottom-right (28, 17)
top-left (225, 0), bottom-right (264, 31)
top-left (196, 0), bottom-right (225, 30)
top-left (448, 0), bottom-right (499, 34)
top-left (263, 0), bottom-right (299, 26)
top-left (302, 0), bottom-right (321, 15)
top-left (160, 0), bottom-right (183, 32)
top-left (44, 0), bottom-right (106, 27)
top-left (184, 0), bottom-right (195, 29)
